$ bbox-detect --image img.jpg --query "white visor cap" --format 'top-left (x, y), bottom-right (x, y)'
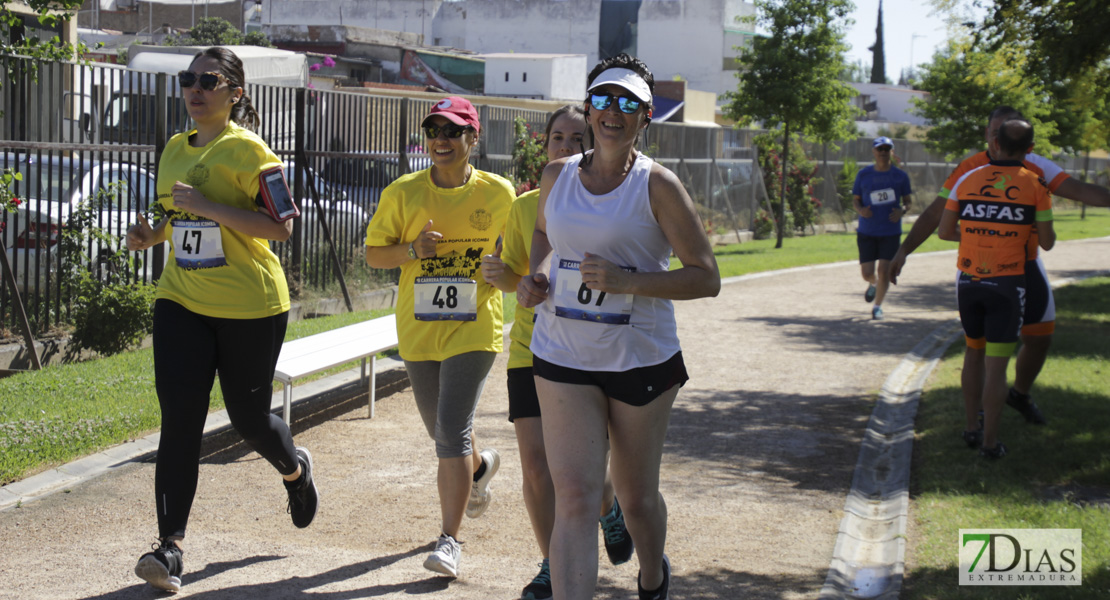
top-left (587, 67), bottom-right (652, 105)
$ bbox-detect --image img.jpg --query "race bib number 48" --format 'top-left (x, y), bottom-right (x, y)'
top-left (414, 276), bottom-right (478, 321)
top-left (553, 259), bottom-right (634, 325)
top-left (171, 219), bottom-right (227, 269)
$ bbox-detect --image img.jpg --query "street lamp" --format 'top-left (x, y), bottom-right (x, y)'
top-left (909, 33), bottom-right (926, 79)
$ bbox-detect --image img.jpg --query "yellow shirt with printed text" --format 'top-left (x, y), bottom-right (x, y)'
top-left (501, 189), bottom-right (538, 370)
top-left (366, 168), bottom-right (513, 362)
top-left (155, 123), bottom-right (290, 319)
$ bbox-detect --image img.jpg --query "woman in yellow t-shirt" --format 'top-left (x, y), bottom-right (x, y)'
top-left (365, 96), bottom-right (513, 578)
top-left (125, 47), bottom-right (317, 594)
top-left (480, 105), bottom-right (632, 599)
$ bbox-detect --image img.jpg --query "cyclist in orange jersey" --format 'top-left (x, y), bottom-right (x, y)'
top-left (889, 106), bottom-right (1110, 425)
top-left (938, 119), bottom-right (1055, 459)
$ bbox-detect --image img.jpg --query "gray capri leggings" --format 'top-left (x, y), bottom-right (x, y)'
top-left (404, 351), bottom-right (497, 458)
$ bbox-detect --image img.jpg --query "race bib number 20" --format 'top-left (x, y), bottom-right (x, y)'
top-left (414, 276), bottom-right (478, 321)
top-left (869, 187), bottom-right (897, 206)
top-left (553, 259), bottom-right (634, 324)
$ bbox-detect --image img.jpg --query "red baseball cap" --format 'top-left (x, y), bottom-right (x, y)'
top-left (423, 96), bottom-right (480, 134)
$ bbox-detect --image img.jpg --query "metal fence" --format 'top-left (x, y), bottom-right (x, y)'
top-left (3, 54), bottom-right (1109, 333)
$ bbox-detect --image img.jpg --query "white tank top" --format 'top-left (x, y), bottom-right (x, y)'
top-left (531, 152), bottom-right (680, 371)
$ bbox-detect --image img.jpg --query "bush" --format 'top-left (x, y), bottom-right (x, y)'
top-left (752, 211), bottom-right (775, 240)
top-left (68, 271), bottom-right (155, 356)
top-left (753, 132), bottom-right (823, 235)
top-left (58, 186), bottom-right (156, 356)
top-left (509, 117), bottom-right (545, 195)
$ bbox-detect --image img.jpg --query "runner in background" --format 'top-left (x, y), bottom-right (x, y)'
top-left (889, 106), bottom-right (1110, 424)
top-left (125, 46), bottom-right (317, 593)
top-left (481, 105), bottom-right (634, 600)
top-left (365, 96), bottom-right (513, 579)
top-left (938, 118), bottom-right (1055, 459)
top-left (851, 136), bottom-right (913, 320)
top-left (517, 53), bottom-right (720, 600)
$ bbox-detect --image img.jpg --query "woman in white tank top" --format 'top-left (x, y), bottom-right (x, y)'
top-left (517, 54), bottom-right (720, 600)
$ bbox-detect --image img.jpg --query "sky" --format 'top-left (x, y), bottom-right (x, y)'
top-left (842, 0), bottom-right (952, 82)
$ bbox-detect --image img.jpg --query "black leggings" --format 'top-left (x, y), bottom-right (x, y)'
top-left (152, 299), bottom-right (297, 539)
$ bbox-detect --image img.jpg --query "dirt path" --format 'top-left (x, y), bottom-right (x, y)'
top-left (1, 239), bottom-right (1106, 599)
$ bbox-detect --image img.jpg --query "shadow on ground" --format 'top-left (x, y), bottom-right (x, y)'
top-left (667, 388), bottom-right (867, 496)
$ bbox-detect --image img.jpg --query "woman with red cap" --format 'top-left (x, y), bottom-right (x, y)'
top-left (517, 54), bottom-right (720, 600)
top-left (365, 96), bottom-right (514, 579)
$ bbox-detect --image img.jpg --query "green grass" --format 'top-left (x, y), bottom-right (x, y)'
top-left (0, 308), bottom-right (393, 485)
top-left (696, 208), bottom-right (1110, 278)
top-left (0, 207), bottom-right (1106, 486)
top-left (903, 277), bottom-right (1110, 599)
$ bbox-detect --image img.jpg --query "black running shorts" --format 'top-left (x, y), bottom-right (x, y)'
top-left (533, 352), bottom-right (689, 407)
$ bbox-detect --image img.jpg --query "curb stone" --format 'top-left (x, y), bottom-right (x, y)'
top-left (819, 267), bottom-right (1110, 599)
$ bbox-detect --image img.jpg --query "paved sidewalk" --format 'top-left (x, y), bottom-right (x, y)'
top-left (0, 238), bottom-right (1106, 599)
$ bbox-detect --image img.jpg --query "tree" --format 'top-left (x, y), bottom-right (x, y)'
top-left (1, 0), bottom-right (86, 119)
top-left (916, 0), bottom-right (1110, 159)
top-left (166, 17), bottom-right (273, 48)
top-left (1, 0), bottom-right (85, 366)
top-left (912, 40), bottom-right (1059, 159)
top-left (973, 0), bottom-right (1110, 84)
top-left (724, 0), bottom-right (858, 248)
top-left (840, 58), bottom-right (871, 83)
top-left (971, 0), bottom-right (1110, 156)
top-left (869, 0), bottom-right (885, 84)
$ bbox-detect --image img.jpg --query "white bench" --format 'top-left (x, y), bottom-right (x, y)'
top-left (273, 314), bottom-right (399, 424)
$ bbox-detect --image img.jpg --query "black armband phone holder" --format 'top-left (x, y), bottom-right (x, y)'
top-left (257, 166), bottom-right (300, 222)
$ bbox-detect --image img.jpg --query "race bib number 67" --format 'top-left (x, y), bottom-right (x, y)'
top-left (553, 259), bottom-right (634, 324)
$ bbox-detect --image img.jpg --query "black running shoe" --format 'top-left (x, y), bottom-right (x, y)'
top-left (134, 538), bottom-right (183, 593)
top-left (979, 442), bottom-right (1008, 460)
top-left (520, 558), bottom-right (552, 600)
top-left (962, 429), bottom-right (982, 448)
top-left (637, 554), bottom-right (670, 600)
top-left (600, 497), bottom-right (634, 565)
top-left (864, 284), bottom-right (877, 303)
top-left (285, 446), bottom-right (319, 528)
top-left (1007, 388), bottom-right (1047, 425)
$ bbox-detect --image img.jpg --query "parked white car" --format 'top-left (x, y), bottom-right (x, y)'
top-left (1, 153), bottom-right (161, 291)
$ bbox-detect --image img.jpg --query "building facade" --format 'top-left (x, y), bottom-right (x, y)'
top-left (261, 0), bottom-right (756, 98)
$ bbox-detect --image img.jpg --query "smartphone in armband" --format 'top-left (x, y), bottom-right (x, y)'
top-left (257, 166), bottom-right (300, 222)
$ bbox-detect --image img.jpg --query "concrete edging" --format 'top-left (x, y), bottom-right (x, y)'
top-left (818, 266), bottom-right (1110, 599)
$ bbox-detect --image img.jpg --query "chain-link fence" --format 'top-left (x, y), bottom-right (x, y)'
top-left (3, 54), bottom-right (1108, 333)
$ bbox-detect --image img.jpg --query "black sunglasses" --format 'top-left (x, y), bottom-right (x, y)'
top-left (875, 146), bottom-right (893, 151)
top-left (423, 123), bottom-right (472, 139)
top-left (589, 93), bottom-right (642, 114)
top-left (178, 70), bottom-right (228, 91)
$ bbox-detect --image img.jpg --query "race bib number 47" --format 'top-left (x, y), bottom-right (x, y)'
top-left (414, 276), bottom-right (478, 321)
top-left (553, 259), bottom-right (634, 324)
top-left (171, 219), bottom-right (227, 269)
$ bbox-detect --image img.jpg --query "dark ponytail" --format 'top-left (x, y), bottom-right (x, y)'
top-left (193, 46), bottom-right (263, 132)
top-left (233, 92), bottom-right (261, 132)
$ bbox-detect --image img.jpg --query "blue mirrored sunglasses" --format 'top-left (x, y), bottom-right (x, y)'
top-left (589, 93), bottom-right (642, 114)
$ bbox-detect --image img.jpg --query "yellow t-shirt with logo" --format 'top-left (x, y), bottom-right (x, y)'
top-left (501, 189), bottom-right (537, 370)
top-left (155, 123), bottom-right (291, 319)
top-left (366, 168), bottom-right (513, 361)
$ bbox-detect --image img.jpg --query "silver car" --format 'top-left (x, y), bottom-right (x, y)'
top-left (1, 153), bottom-right (160, 292)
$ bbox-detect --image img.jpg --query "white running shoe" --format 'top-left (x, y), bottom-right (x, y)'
top-left (423, 533), bottom-right (462, 578)
top-left (466, 448), bottom-right (500, 518)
